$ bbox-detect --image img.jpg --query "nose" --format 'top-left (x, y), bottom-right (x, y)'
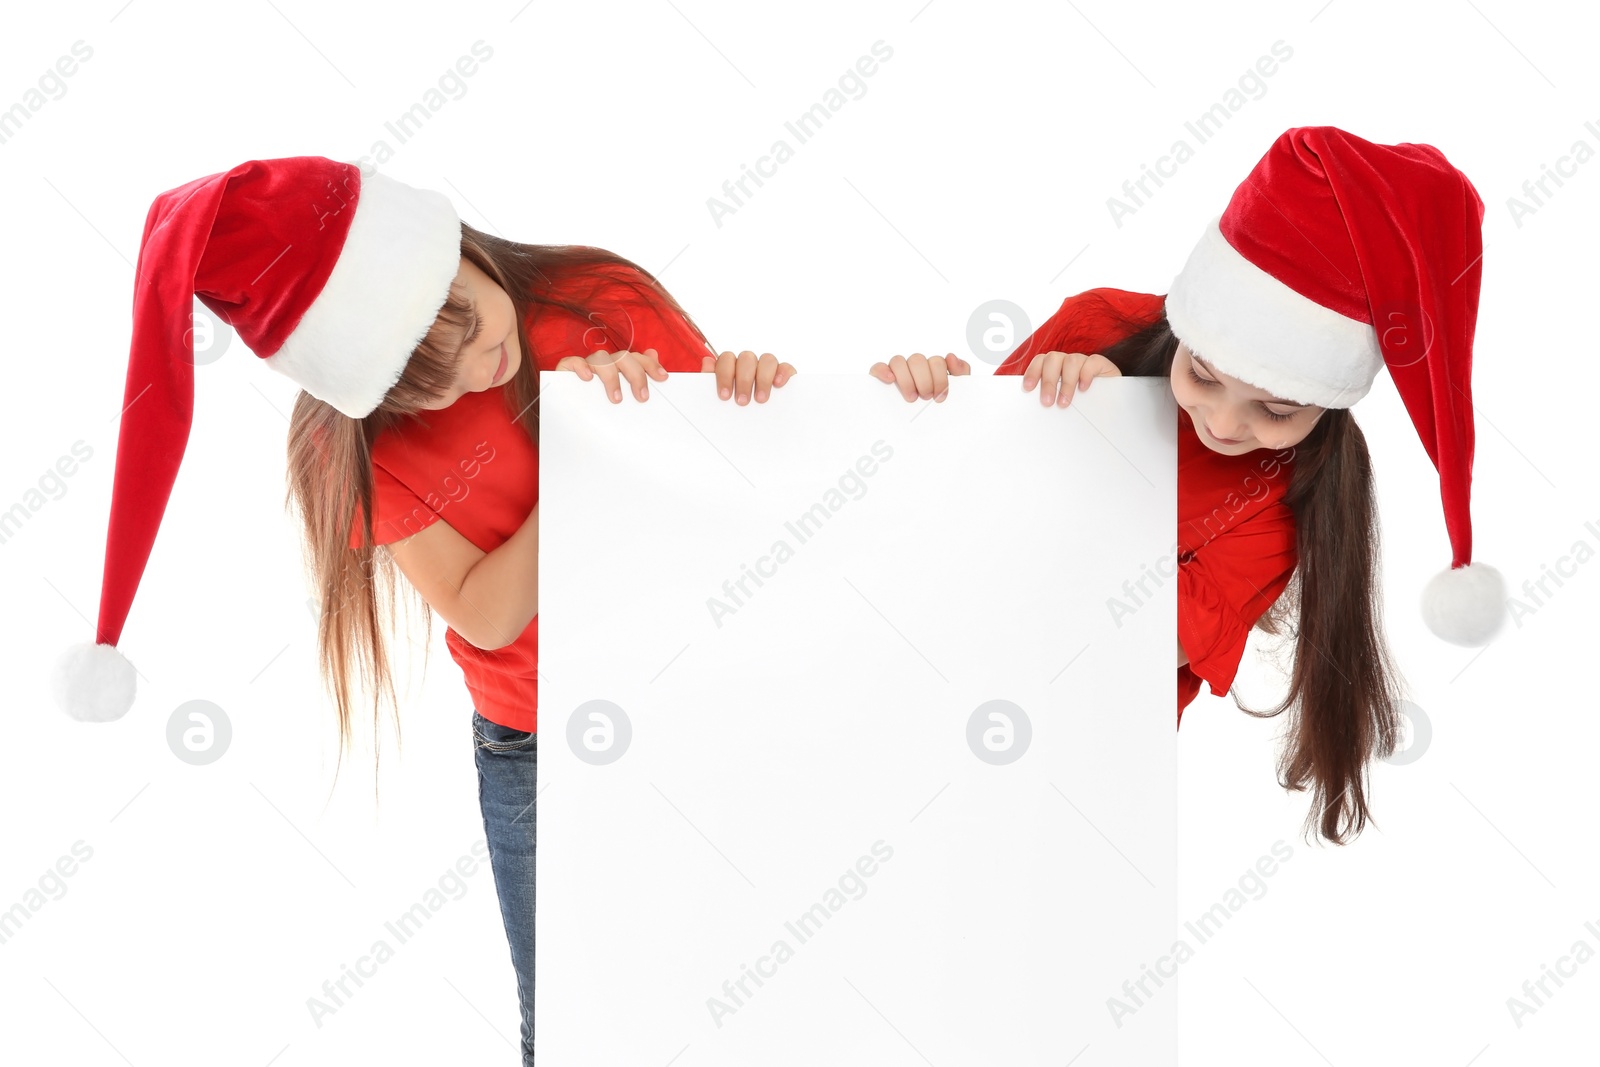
top-left (481, 343), bottom-right (502, 388)
top-left (1206, 418), bottom-right (1246, 443)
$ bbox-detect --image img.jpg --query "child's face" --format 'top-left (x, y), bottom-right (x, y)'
top-left (1170, 341), bottom-right (1325, 454)
top-left (414, 256), bottom-right (522, 410)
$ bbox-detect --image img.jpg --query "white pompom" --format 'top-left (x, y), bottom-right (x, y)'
top-left (1420, 561), bottom-right (1507, 647)
top-left (52, 642), bottom-right (137, 722)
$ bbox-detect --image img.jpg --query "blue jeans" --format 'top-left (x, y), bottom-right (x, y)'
top-left (472, 708), bottom-right (536, 1065)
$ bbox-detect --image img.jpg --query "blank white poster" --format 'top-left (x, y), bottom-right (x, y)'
top-left (536, 373), bottom-right (1178, 1064)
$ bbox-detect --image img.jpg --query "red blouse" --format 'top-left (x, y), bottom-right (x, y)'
top-left (994, 288), bottom-right (1299, 726)
top-left (349, 262), bottom-right (716, 733)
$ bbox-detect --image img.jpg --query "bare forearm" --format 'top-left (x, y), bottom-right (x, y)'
top-left (458, 503), bottom-right (540, 650)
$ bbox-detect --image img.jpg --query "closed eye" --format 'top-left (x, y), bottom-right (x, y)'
top-left (1187, 367), bottom-right (1297, 422)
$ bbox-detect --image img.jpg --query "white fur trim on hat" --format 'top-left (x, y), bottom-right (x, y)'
top-left (1166, 216), bottom-right (1384, 410)
top-left (264, 170), bottom-right (462, 418)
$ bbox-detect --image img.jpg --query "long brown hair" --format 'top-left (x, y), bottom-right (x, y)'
top-left (283, 222), bottom-right (710, 791)
top-left (1098, 299), bottom-right (1406, 846)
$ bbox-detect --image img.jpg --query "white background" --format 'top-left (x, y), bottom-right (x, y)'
top-left (1, 1), bottom-right (1595, 1064)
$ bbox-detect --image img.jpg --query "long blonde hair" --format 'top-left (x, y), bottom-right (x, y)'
top-left (284, 222), bottom-right (709, 788)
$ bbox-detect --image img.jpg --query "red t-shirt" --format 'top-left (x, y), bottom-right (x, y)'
top-left (994, 288), bottom-right (1299, 727)
top-left (349, 264), bottom-right (716, 733)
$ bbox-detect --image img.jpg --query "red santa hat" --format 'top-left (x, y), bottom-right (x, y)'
top-left (1165, 126), bottom-right (1506, 648)
top-left (52, 156), bottom-right (462, 721)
